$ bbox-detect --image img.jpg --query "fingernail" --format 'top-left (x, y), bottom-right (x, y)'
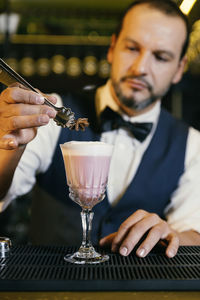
top-left (8, 140), bottom-right (16, 148)
top-left (168, 249), bottom-right (175, 258)
top-left (137, 248), bottom-right (146, 257)
top-left (36, 96), bottom-right (44, 104)
top-left (120, 247), bottom-right (128, 256)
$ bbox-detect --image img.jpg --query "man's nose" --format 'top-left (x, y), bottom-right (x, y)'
top-left (130, 51), bottom-right (150, 76)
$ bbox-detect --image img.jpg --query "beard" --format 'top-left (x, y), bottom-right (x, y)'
top-left (112, 76), bottom-right (171, 112)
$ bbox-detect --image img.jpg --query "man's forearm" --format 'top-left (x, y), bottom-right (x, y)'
top-left (177, 230), bottom-right (200, 245)
top-left (0, 147), bottom-right (25, 199)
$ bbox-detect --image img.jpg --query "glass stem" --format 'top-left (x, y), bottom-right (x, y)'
top-left (80, 209), bottom-right (94, 250)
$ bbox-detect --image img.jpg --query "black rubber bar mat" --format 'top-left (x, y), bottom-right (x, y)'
top-left (0, 245), bottom-right (200, 291)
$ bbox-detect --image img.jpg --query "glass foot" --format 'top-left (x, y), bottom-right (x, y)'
top-left (64, 248), bottom-right (109, 264)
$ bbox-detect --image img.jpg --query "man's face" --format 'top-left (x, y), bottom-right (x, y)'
top-left (107, 4), bottom-right (187, 115)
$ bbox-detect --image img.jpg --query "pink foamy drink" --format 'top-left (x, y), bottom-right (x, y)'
top-left (60, 141), bottom-right (113, 209)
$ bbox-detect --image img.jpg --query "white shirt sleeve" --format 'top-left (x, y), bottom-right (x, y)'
top-left (165, 127), bottom-right (200, 233)
top-left (0, 94), bottom-right (62, 212)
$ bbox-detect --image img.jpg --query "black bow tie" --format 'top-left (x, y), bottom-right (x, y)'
top-left (100, 107), bottom-right (153, 142)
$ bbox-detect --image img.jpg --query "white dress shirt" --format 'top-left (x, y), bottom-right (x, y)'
top-left (2, 82), bottom-right (200, 234)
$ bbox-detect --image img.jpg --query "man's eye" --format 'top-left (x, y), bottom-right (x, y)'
top-left (155, 55), bottom-right (169, 62)
top-left (126, 46), bottom-right (137, 51)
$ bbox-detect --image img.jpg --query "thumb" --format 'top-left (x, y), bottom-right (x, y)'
top-left (0, 137), bottom-right (18, 150)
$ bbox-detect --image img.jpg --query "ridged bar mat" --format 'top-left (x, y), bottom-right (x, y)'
top-left (0, 245), bottom-right (200, 291)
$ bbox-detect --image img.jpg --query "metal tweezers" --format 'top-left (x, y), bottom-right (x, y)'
top-left (0, 58), bottom-right (89, 130)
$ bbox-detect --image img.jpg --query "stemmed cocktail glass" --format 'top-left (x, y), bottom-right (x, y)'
top-left (60, 141), bottom-right (113, 264)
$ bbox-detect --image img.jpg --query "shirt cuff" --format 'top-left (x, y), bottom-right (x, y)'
top-left (167, 212), bottom-right (200, 234)
top-left (0, 190), bottom-right (15, 212)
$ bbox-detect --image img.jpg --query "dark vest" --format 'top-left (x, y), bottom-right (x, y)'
top-left (36, 91), bottom-right (188, 245)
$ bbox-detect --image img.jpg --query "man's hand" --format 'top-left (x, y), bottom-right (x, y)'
top-left (0, 83), bottom-right (57, 150)
top-left (99, 209), bottom-right (179, 258)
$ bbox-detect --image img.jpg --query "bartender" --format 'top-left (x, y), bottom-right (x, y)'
top-left (0, 0), bottom-right (200, 258)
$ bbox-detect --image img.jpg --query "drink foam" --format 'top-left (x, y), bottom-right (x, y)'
top-left (61, 141), bottom-right (113, 156)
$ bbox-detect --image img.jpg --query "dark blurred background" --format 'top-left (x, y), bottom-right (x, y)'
top-left (0, 0), bottom-right (200, 245)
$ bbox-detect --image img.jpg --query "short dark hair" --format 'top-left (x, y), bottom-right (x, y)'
top-left (115, 0), bottom-right (190, 59)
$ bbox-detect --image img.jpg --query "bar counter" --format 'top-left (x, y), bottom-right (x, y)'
top-left (0, 291), bottom-right (200, 300)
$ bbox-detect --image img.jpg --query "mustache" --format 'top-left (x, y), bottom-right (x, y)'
top-left (121, 75), bottom-right (153, 92)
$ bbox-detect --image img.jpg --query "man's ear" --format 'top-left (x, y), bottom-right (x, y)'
top-left (172, 56), bottom-right (187, 84)
top-left (107, 34), bottom-right (117, 64)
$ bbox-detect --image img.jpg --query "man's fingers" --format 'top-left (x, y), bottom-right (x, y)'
top-left (112, 211), bottom-right (160, 256)
top-left (0, 86), bottom-right (58, 148)
top-left (114, 220), bottom-right (153, 256)
top-left (0, 104), bottom-right (57, 133)
top-left (135, 223), bottom-right (169, 257)
top-left (40, 91), bottom-right (57, 105)
top-left (165, 233), bottom-right (179, 258)
top-left (0, 137), bottom-right (18, 150)
top-left (0, 103), bottom-right (56, 119)
top-left (2, 86), bottom-right (58, 106)
top-left (111, 210), bottom-right (147, 250)
top-left (0, 128), bottom-right (38, 149)
top-left (100, 211), bottom-right (180, 259)
top-left (47, 94), bottom-right (57, 105)
top-left (1, 87), bottom-right (45, 105)
top-left (0, 114), bottom-right (50, 132)
top-left (99, 233), bottom-right (116, 247)
top-left (113, 223), bottom-right (145, 255)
